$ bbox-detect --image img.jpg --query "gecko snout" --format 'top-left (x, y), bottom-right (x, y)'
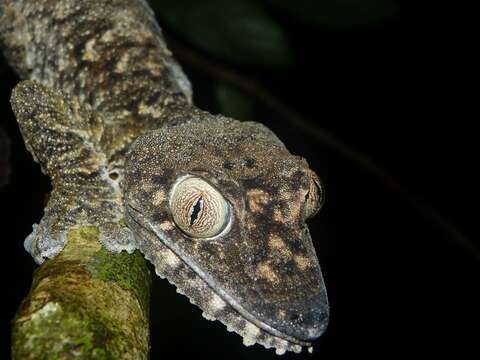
top-left (279, 294), bottom-right (329, 342)
top-left (297, 305), bottom-right (329, 341)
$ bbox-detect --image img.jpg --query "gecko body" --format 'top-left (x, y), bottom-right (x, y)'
top-left (1, 0), bottom-right (329, 354)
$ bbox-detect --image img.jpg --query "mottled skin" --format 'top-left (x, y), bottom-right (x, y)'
top-left (11, 81), bottom-right (136, 261)
top-left (1, 0), bottom-right (329, 354)
top-left (1, 0), bottom-right (192, 164)
top-left (125, 118), bottom-right (328, 352)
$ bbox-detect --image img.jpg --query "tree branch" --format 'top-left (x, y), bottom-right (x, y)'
top-left (12, 227), bottom-right (151, 359)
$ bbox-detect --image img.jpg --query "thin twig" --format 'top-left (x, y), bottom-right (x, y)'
top-left (168, 38), bottom-right (480, 261)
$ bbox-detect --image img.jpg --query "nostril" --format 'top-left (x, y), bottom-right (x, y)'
top-left (286, 303), bottom-right (329, 341)
top-left (307, 308), bottom-right (328, 323)
top-left (255, 290), bottom-right (329, 342)
top-left (317, 310), bottom-right (328, 323)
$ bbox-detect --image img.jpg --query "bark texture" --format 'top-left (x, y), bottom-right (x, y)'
top-left (12, 227), bottom-right (151, 359)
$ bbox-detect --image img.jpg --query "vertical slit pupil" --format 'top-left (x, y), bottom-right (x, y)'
top-left (190, 196), bottom-right (203, 226)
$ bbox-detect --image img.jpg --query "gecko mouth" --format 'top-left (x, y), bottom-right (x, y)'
top-left (125, 205), bottom-right (319, 354)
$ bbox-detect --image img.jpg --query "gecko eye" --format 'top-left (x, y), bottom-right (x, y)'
top-left (169, 176), bottom-right (230, 238)
top-left (305, 171), bottom-right (325, 219)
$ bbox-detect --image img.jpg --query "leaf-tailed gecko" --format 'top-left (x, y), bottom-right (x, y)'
top-left (0, 0), bottom-right (329, 354)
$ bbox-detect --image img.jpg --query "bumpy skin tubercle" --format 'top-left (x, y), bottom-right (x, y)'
top-left (1, 0), bottom-right (195, 260)
top-left (0, 0), bottom-right (192, 165)
top-left (1, 0), bottom-right (329, 354)
top-left (124, 117), bottom-right (329, 353)
top-left (11, 81), bottom-right (136, 263)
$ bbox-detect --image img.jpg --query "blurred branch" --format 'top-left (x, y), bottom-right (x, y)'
top-left (168, 38), bottom-right (480, 261)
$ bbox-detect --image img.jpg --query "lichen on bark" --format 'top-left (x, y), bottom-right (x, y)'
top-left (12, 227), bottom-right (151, 359)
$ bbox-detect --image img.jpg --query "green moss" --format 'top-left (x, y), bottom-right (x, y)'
top-left (87, 246), bottom-right (151, 314)
top-left (53, 226), bottom-right (151, 313)
top-left (12, 226), bottom-right (151, 359)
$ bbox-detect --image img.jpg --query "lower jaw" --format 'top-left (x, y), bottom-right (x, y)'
top-left (127, 211), bottom-right (311, 354)
top-left (143, 243), bottom-right (311, 354)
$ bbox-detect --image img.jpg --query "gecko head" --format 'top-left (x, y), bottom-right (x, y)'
top-left (124, 114), bottom-right (328, 353)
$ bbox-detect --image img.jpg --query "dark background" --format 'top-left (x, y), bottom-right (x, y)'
top-left (0, 0), bottom-right (478, 358)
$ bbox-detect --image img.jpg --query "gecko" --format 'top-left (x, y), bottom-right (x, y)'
top-left (0, 0), bottom-right (329, 354)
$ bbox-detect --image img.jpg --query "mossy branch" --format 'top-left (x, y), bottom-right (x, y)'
top-left (12, 227), bottom-right (151, 359)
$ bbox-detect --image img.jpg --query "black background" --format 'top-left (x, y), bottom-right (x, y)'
top-left (0, 0), bottom-right (478, 358)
